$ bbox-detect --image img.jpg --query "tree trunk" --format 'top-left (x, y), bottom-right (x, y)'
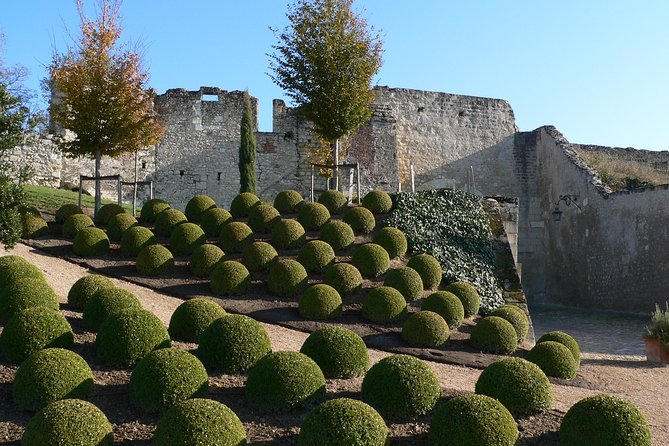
top-left (333, 139), bottom-right (340, 191)
top-left (94, 149), bottom-right (101, 218)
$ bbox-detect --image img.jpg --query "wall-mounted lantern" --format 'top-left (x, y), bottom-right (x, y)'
top-left (552, 194), bottom-right (581, 222)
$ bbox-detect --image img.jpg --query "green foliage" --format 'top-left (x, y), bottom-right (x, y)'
top-left (407, 253), bottom-right (442, 290)
top-left (268, 259), bottom-right (308, 297)
top-left (373, 226), bottom-right (407, 259)
top-left (0, 177), bottom-right (25, 249)
top-left (62, 213), bottom-right (94, 239)
top-left (219, 221), bottom-right (254, 253)
top-left (323, 262), bottom-right (362, 295)
top-left (200, 207), bottom-right (232, 237)
top-left (385, 189), bottom-right (504, 314)
top-left (469, 316), bottom-right (518, 355)
top-left (402, 310), bottom-right (450, 347)
top-left (362, 286), bottom-right (407, 323)
top-left (421, 291), bottom-right (465, 329)
top-left (383, 266), bottom-right (424, 302)
top-left (537, 331), bottom-right (581, 368)
top-left (362, 190), bottom-right (392, 214)
top-left (140, 198), bottom-right (170, 223)
top-left (0, 307), bottom-right (73, 363)
top-left (298, 398), bottom-right (388, 446)
top-left (319, 220), bottom-right (355, 251)
top-left (0, 255), bottom-right (41, 283)
top-left (67, 274), bottom-right (114, 310)
top-left (491, 304), bottom-right (529, 342)
top-left (241, 241), bottom-right (278, 272)
top-left (55, 203), bottom-right (84, 224)
top-left (83, 287), bottom-right (141, 331)
top-left (95, 203), bottom-right (125, 224)
top-left (170, 222), bottom-right (206, 255)
top-left (559, 394), bottom-right (652, 446)
top-left (95, 308), bottom-right (171, 368)
top-left (274, 189), bottom-right (304, 214)
top-left (21, 399), bottom-right (113, 446)
top-left (129, 348), bottom-right (209, 413)
top-left (13, 348), bottom-right (93, 412)
top-left (298, 201), bottom-right (331, 231)
top-left (300, 327), bottom-right (369, 378)
top-left (475, 357), bottom-right (553, 416)
top-left (361, 354), bottom-right (440, 421)
top-left (297, 240), bottom-right (335, 273)
top-left (240, 91), bottom-right (257, 194)
top-left (196, 314), bottom-right (271, 373)
top-left (351, 243), bottom-right (390, 278)
top-left (184, 195), bottom-right (216, 223)
top-left (154, 208), bottom-right (187, 237)
top-left (527, 341), bottom-right (578, 379)
top-left (21, 213), bottom-right (49, 239)
top-left (120, 225), bottom-right (155, 257)
top-left (168, 298), bottom-right (226, 342)
top-left (189, 244), bottom-right (225, 277)
top-left (230, 192), bottom-right (260, 218)
top-left (271, 218), bottom-right (306, 249)
top-left (136, 244), bottom-right (174, 276)
top-left (0, 60), bottom-right (37, 155)
top-left (343, 205), bottom-right (376, 234)
top-left (428, 394), bottom-right (519, 446)
top-left (248, 204), bottom-right (281, 234)
top-left (318, 190), bottom-right (348, 214)
top-left (105, 212), bottom-right (137, 242)
top-left (576, 148), bottom-right (668, 192)
top-left (210, 260), bottom-right (250, 296)
top-left (298, 284), bottom-right (343, 320)
top-left (245, 351), bottom-right (326, 412)
top-left (645, 302), bottom-right (669, 344)
top-left (0, 276), bottom-right (59, 322)
top-left (445, 281), bottom-right (481, 318)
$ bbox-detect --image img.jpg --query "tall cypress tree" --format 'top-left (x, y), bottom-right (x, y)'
top-left (239, 90), bottom-right (257, 194)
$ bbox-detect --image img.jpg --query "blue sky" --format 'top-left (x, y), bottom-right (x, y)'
top-left (1, 1), bottom-right (668, 149)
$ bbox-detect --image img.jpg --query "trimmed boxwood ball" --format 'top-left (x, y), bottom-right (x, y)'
top-left (242, 241), bottom-right (278, 271)
top-left (62, 213), bottom-right (94, 239)
top-left (129, 348), bottom-right (209, 413)
top-left (0, 277), bottom-right (59, 322)
top-left (470, 316), bottom-right (518, 355)
top-left (245, 351), bottom-right (326, 412)
top-left (362, 190), bottom-right (393, 214)
top-left (526, 341), bottom-right (578, 379)
top-left (559, 394), bottom-right (652, 446)
top-left (491, 304), bottom-right (529, 342)
top-left (170, 222), bottom-right (206, 255)
top-left (421, 291), bottom-right (465, 329)
top-left (402, 310), bottom-right (450, 347)
top-left (210, 260), bottom-right (250, 295)
top-left (299, 398), bottom-right (387, 446)
top-left (319, 220), bottom-right (355, 251)
top-left (297, 201), bottom-right (331, 230)
top-left (297, 240), bottom-right (335, 273)
top-left (373, 226), bottom-right (408, 259)
top-left (196, 314), bottom-right (271, 373)
top-left (300, 327), bottom-right (369, 378)
top-left (95, 308), bottom-right (171, 367)
top-left (140, 198), bottom-right (170, 223)
top-left (323, 262), bottom-right (363, 295)
top-left (383, 266), bottom-right (424, 302)
top-left (362, 286), bottom-right (407, 323)
top-left (271, 218), bottom-right (306, 249)
top-left (105, 212), bottom-right (137, 242)
top-left (22, 214), bottom-right (49, 239)
top-left (219, 221), bottom-right (254, 253)
top-left (54, 203), bottom-right (83, 224)
top-left (298, 284), bottom-right (342, 320)
top-left (318, 189), bottom-right (348, 214)
top-left (67, 274), bottom-right (114, 310)
top-left (168, 298), bottom-right (226, 342)
top-left (184, 194), bottom-right (216, 223)
top-left (19, 205), bottom-right (41, 217)
top-left (351, 243), bottom-right (390, 278)
top-left (407, 253), bottom-right (442, 290)
top-left (189, 244), bottom-right (225, 277)
top-left (83, 287), bottom-right (141, 331)
top-left (120, 225), bottom-right (156, 257)
top-left (248, 204), bottom-right (281, 234)
top-left (152, 398), bottom-right (246, 446)
top-left (274, 189), bottom-right (304, 214)
top-left (445, 281), bottom-right (481, 317)
top-left (537, 330), bottom-right (581, 368)
top-left (21, 399), bottom-right (113, 446)
top-left (13, 348), bottom-right (93, 412)
top-left (362, 354), bottom-right (440, 421)
top-left (154, 208), bottom-right (187, 236)
top-left (200, 207), bottom-right (233, 237)
top-left (230, 191), bottom-right (260, 217)
top-left (136, 244), bottom-right (175, 276)
top-left (268, 259), bottom-right (308, 297)
top-left (475, 357), bottom-right (553, 416)
top-left (428, 394), bottom-right (519, 446)
top-left (95, 203), bottom-right (125, 224)
top-left (343, 206), bottom-right (376, 234)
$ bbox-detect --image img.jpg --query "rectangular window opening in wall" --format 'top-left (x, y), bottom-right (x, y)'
top-left (201, 94), bottom-right (219, 102)
top-left (180, 170), bottom-right (185, 177)
top-left (141, 161), bottom-right (146, 169)
top-left (217, 172), bottom-right (222, 181)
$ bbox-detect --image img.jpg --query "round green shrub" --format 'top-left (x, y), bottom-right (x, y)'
top-left (105, 212), bottom-right (138, 242)
top-left (168, 298), bottom-right (226, 342)
top-left (559, 394), bottom-right (652, 446)
top-left (421, 291), bottom-right (465, 329)
top-left (230, 192), bottom-right (260, 217)
top-left (475, 357), bottom-right (553, 416)
top-left (140, 198), bottom-right (170, 223)
top-left (129, 348), bottom-right (209, 413)
top-left (343, 206), bottom-right (376, 234)
top-left (83, 287), bottom-right (142, 331)
top-left (154, 208), bottom-right (188, 237)
top-left (402, 310), bottom-right (450, 347)
top-left (323, 262), bottom-right (363, 295)
top-left (73, 227), bottom-right (110, 256)
top-left (298, 284), bottom-right (342, 320)
top-left (445, 281), bottom-right (481, 317)
top-left (95, 308), bottom-right (171, 367)
top-left (0, 307), bottom-right (74, 363)
top-left (299, 398), bottom-right (387, 446)
top-left (218, 221), bottom-right (254, 253)
top-left (245, 351), bottom-right (326, 412)
top-left (297, 240), bottom-right (335, 273)
top-left (268, 259), bottom-right (308, 297)
top-left (537, 331), bottom-right (581, 368)
top-left (526, 341), bottom-right (578, 379)
top-left (196, 314), bottom-right (271, 373)
top-left (383, 266), bottom-right (424, 302)
top-left (67, 274), bottom-right (114, 310)
top-left (95, 203), bottom-right (125, 225)
top-left (362, 190), bottom-right (393, 214)
top-left (248, 204), bottom-right (281, 234)
top-left (152, 398), bottom-right (246, 446)
top-left (362, 286), bottom-right (407, 323)
top-left (318, 189), bottom-right (348, 214)
top-left (0, 255), bottom-right (34, 276)
top-left (62, 213), bottom-right (94, 239)
top-left (271, 218), bottom-right (306, 249)
top-left (54, 203), bottom-right (83, 224)
top-left (0, 259), bottom-right (44, 295)
top-left (22, 214), bottom-right (49, 239)
top-left (19, 205), bottom-right (42, 217)
top-left (242, 241), bottom-right (278, 271)
top-left (170, 222), bottom-right (206, 255)
top-left (189, 244), bottom-right (225, 277)
top-left (21, 399), bottom-right (113, 446)
top-left (469, 316), bottom-right (518, 355)
top-left (351, 243), bottom-right (390, 278)
top-left (274, 189), bottom-right (304, 214)
top-left (428, 394), bottom-right (519, 446)
top-left (0, 277), bottom-right (59, 322)
top-left (120, 225), bottom-right (156, 257)
top-left (319, 220), bottom-right (355, 251)
top-left (297, 202), bottom-right (331, 231)
top-left (300, 327), bottom-right (369, 378)
top-left (200, 207), bottom-right (233, 237)
top-left (13, 348), bottom-right (93, 412)
top-left (491, 304), bottom-right (529, 342)
top-left (407, 253), bottom-right (442, 290)
top-left (210, 260), bottom-right (250, 295)
top-left (373, 226), bottom-right (407, 259)
top-left (136, 244), bottom-right (175, 276)
top-left (184, 194), bottom-right (216, 223)
top-left (361, 354), bottom-right (440, 421)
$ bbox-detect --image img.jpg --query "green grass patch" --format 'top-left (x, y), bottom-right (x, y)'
top-left (575, 150), bottom-right (669, 191)
top-left (23, 185), bottom-right (135, 215)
